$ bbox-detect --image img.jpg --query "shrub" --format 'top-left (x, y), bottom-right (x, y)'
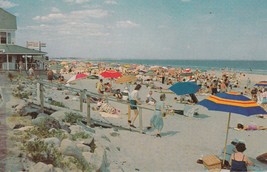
top-left (64, 112), bottom-right (83, 124)
top-left (50, 100), bottom-right (65, 107)
top-left (24, 138), bottom-right (64, 167)
top-left (71, 132), bottom-right (89, 141)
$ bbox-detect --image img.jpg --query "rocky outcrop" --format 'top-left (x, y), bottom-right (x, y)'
top-left (32, 116), bottom-right (61, 129)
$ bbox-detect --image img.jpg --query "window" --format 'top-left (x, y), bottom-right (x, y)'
top-left (0, 32), bottom-right (7, 44)
top-left (7, 33), bottom-right (11, 44)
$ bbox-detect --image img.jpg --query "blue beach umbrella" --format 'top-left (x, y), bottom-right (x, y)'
top-left (197, 92), bottom-right (267, 165)
top-left (255, 81), bottom-right (267, 87)
top-left (169, 82), bottom-right (201, 95)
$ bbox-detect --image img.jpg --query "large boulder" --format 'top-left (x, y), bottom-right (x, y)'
top-left (60, 139), bottom-right (89, 170)
top-left (60, 139), bottom-right (83, 161)
top-left (32, 116), bottom-right (61, 129)
top-left (69, 125), bottom-right (84, 135)
top-left (82, 143), bottom-right (108, 172)
top-left (50, 111), bottom-right (67, 122)
top-left (29, 162), bottom-right (55, 172)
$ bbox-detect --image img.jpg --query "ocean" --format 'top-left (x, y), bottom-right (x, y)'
top-left (95, 59), bottom-right (267, 75)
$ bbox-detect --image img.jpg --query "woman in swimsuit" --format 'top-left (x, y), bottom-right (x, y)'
top-left (237, 123), bottom-right (267, 130)
top-left (230, 142), bottom-right (253, 172)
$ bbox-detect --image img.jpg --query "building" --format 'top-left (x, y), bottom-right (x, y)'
top-left (0, 8), bottom-right (47, 71)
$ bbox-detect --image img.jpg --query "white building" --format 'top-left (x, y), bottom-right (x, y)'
top-left (0, 8), bottom-right (47, 71)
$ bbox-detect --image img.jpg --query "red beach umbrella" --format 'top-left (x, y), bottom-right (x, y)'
top-left (100, 70), bottom-right (122, 79)
top-left (67, 73), bottom-right (88, 83)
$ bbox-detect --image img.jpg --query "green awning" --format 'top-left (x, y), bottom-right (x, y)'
top-left (0, 44), bottom-right (46, 55)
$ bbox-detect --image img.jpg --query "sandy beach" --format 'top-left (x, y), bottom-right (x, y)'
top-left (1, 64), bottom-right (267, 171)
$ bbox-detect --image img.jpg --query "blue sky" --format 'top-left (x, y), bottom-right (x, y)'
top-left (1, 0), bottom-right (267, 60)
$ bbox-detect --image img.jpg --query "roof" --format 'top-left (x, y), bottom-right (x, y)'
top-left (0, 8), bottom-right (17, 30)
top-left (0, 44), bottom-right (46, 55)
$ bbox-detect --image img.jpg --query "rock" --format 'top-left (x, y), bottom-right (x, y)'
top-left (69, 125), bottom-right (84, 135)
top-left (60, 139), bottom-right (83, 160)
top-left (76, 143), bottom-right (91, 152)
top-left (60, 124), bottom-right (71, 133)
top-left (83, 143), bottom-right (108, 172)
top-left (50, 111), bottom-right (67, 122)
top-left (15, 101), bottom-right (28, 114)
top-left (43, 137), bottom-right (61, 148)
top-left (22, 107), bottom-right (40, 119)
top-left (32, 116), bottom-right (61, 130)
top-left (60, 139), bottom-right (89, 170)
top-left (29, 162), bottom-right (55, 172)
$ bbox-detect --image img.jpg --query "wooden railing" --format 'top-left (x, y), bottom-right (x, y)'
top-left (37, 80), bottom-right (154, 132)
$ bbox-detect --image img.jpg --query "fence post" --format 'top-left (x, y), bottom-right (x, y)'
top-left (86, 94), bottom-right (91, 126)
top-left (40, 83), bottom-right (44, 113)
top-left (80, 90), bottom-right (84, 112)
top-left (138, 106), bottom-right (143, 132)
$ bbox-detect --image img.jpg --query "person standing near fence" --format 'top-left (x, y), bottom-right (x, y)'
top-left (129, 84), bottom-right (142, 128)
top-left (147, 93), bottom-right (166, 137)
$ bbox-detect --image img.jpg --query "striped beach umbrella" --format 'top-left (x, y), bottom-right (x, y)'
top-left (198, 92), bottom-right (266, 165)
top-left (255, 81), bottom-right (267, 87)
top-left (67, 73), bottom-right (88, 83)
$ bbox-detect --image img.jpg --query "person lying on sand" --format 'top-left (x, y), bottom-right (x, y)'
top-left (235, 123), bottom-right (267, 131)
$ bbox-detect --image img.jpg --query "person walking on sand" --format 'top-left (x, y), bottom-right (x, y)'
top-left (147, 93), bottom-right (166, 137)
top-left (129, 84), bottom-right (142, 128)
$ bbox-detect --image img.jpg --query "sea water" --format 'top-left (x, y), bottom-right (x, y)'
top-left (97, 59), bottom-right (267, 75)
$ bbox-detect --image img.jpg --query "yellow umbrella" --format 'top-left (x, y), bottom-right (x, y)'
top-left (115, 75), bottom-right (137, 84)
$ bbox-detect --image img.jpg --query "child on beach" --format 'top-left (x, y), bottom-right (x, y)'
top-left (230, 142), bottom-right (254, 171)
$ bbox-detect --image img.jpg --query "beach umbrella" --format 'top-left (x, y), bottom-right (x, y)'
top-left (197, 92), bottom-right (267, 165)
top-left (67, 73), bottom-right (88, 83)
top-left (115, 75), bottom-right (137, 84)
top-left (100, 70), bottom-right (122, 79)
top-left (255, 81), bottom-right (267, 87)
top-left (169, 82), bottom-right (201, 95)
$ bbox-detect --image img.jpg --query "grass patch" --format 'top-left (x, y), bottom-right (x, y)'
top-left (64, 112), bottom-right (83, 124)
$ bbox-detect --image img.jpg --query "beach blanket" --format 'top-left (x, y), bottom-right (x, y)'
top-left (99, 112), bottom-right (119, 118)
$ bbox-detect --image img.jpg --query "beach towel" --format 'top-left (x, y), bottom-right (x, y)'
top-left (99, 103), bottom-right (120, 114)
top-left (99, 112), bottom-right (119, 118)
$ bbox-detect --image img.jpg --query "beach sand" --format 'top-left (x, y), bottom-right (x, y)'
top-left (1, 69), bottom-right (267, 171)
top-left (57, 72), bottom-right (267, 171)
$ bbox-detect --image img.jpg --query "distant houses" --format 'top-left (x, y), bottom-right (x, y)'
top-left (0, 8), bottom-right (47, 71)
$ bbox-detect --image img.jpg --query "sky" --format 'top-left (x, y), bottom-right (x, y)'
top-left (1, 0), bottom-right (267, 60)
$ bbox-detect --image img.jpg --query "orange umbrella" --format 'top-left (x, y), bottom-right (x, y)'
top-left (115, 75), bottom-right (137, 84)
